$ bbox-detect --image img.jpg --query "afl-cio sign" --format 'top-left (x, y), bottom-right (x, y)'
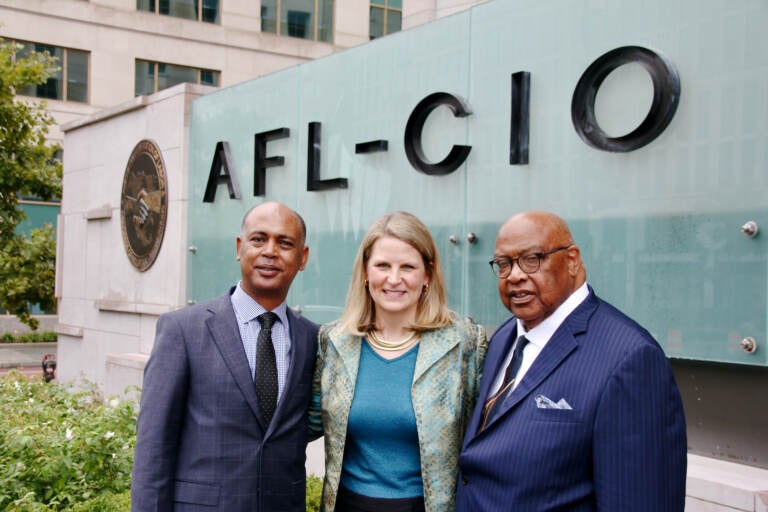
top-left (120, 139), bottom-right (168, 272)
top-left (203, 45), bottom-right (681, 202)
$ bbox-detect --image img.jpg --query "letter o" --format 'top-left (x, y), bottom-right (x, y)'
top-left (571, 46), bottom-right (680, 152)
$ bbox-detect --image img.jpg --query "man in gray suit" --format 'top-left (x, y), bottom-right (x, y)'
top-left (131, 201), bottom-right (319, 511)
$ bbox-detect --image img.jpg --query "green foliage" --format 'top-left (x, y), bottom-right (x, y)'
top-left (0, 371), bottom-right (325, 510)
top-left (306, 474), bottom-right (323, 512)
top-left (0, 223), bottom-right (57, 330)
top-left (0, 38), bottom-right (62, 330)
top-left (0, 372), bottom-right (138, 511)
top-left (65, 490), bottom-right (130, 512)
top-left (0, 330), bottom-right (58, 343)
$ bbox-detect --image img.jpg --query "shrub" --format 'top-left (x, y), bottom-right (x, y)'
top-left (0, 331), bottom-right (57, 343)
top-left (306, 474), bottom-right (323, 512)
top-left (66, 490), bottom-right (131, 512)
top-left (0, 372), bottom-right (137, 510)
top-left (1, 372), bottom-right (325, 510)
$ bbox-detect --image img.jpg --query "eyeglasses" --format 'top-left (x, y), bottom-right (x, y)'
top-left (489, 246), bottom-right (571, 278)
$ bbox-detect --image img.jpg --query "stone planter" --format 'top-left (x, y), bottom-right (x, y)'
top-left (0, 342), bottom-right (57, 368)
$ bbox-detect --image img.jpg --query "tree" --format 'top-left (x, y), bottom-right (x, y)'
top-left (0, 37), bottom-right (62, 329)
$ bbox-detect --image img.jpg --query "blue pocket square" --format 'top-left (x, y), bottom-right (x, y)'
top-left (535, 394), bottom-right (572, 410)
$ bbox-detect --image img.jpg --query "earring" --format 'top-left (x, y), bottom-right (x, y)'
top-left (364, 279), bottom-right (369, 287)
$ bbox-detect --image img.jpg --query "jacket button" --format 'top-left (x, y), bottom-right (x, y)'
top-left (462, 476), bottom-right (469, 485)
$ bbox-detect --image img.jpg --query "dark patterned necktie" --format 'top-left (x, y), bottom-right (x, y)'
top-left (479, 335), bottom-right (529, 431)
top-left (255, 312), bottom-right (279, 423)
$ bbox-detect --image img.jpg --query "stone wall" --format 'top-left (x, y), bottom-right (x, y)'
top-left (56, 83), bottom-right (210, 393)
top-left (0, 315), bottom-right (58, 335)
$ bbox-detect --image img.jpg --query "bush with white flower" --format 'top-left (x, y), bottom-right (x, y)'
top-left (0, 371), bottom-right (324, 511)
top-left (0, 371), bottom-right (138, 510)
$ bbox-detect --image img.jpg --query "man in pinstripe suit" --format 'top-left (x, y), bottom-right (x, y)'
top-left (456, 211), bottom-right (687, 511)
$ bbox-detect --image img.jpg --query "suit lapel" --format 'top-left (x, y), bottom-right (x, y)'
top-left (329, 330), bottom-right (363, 386)
top-left (464, 318), bottom-right (518, 439)
top-left (322, 329), bottom-right (363, 438)
top-left (473, 291), bottom-right (599, 435)
top-left (205, 295), bottom-right (266, 429)
top-left (412, 328), bottom-right (459, 385)
top-left (482, 329), bottom-right (578, 431)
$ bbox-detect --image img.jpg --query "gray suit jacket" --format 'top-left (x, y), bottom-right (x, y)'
top-left (131, 290), bottom-right (319, 511)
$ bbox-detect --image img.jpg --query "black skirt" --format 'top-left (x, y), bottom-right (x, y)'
top-left (336, 485), bottom-right (426, 512)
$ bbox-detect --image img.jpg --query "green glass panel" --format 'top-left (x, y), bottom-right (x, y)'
top-left (187, 14), bottom-right (471, 322)
top-left (388, 0), bottom-right (402, 8)
top-left (188, 67), bottom-right (304, 309)
top-left (371, 0), bottom-right (385, 5)
top-left (464, 0), bottom-right (768, 365)
top-left (187, 0), bottom-right (768, 366)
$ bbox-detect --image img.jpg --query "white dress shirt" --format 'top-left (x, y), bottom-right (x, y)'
top-left (488, 282), bottom-right (589, 396)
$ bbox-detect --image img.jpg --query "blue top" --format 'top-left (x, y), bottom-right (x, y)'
top-left (340, 341), bottom-right (424, 498)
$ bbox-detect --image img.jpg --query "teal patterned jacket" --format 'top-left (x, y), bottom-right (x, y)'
top-left (309, 317), bottom-right (487, 512)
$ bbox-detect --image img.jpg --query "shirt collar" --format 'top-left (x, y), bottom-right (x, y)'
top-left (231, 282), bottom-right (289, 327)
top-left (517, 282), bottom-right (589, 348)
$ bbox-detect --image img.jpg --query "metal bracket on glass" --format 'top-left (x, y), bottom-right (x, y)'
top-left (740, 220), bottom-right (758, 238)
top-left (449, 234), bottom-right (459, 245)
top-left (466, 232), bottom-right (478, 244)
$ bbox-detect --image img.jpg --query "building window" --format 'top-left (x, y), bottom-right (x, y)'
top-left (370, 0), bottom-right (401, 39)
top-left (135, 60), bottom-right (220, 96)
top-left (12, 41), bottom-right (89, 103)
top-left (261, 0), bottom-right (334, 43)
top-left (137, 0), bottom-right (220, 24)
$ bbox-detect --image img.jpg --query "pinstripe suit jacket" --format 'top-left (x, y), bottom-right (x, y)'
top-left (309, 317), bottom-right (487, 512)
top-left (131, 290), bottom-right (319, 512)
top-left (456, 289), bottom-right (687, 512)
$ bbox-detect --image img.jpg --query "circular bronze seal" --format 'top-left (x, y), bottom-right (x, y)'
top-left (120, 139), bottom-right (168, 272)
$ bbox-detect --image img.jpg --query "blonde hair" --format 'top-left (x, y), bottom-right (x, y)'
top-left (337, 211), bottom-right (453, 335)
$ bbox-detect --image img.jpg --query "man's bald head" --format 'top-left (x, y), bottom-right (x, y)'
top-left (493, 211), bottom-right (586, 329)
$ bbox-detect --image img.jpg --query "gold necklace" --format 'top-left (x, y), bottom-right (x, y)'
top-left (367, 329), bottom-right (420, 352)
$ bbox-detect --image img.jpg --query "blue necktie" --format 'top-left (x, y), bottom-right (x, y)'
top-left (479, 335), bottom-right (529, 431)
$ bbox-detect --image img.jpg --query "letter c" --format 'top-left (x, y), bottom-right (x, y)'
top-left (404, 92), bottom-right (472, 175)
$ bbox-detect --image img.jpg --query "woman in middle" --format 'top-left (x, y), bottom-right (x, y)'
top-left (309, 211), bottom-right (487, 512)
